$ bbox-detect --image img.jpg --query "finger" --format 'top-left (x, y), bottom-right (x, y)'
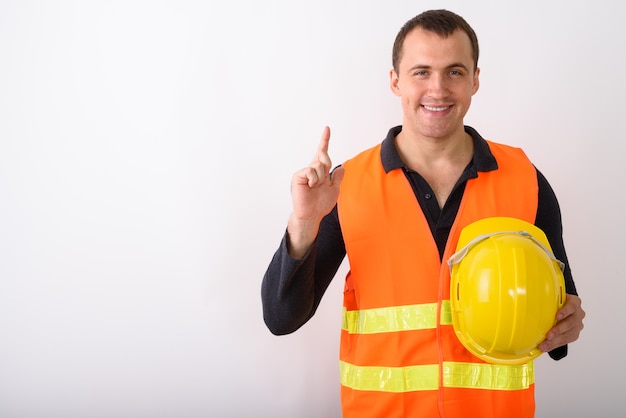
top-left (539, 299), bottom-right (585, 351)
top-left (539, 323), bottom-right (583, 352)
top-left (556, 294), bottom-right (581, 321)
top-left (330, 165), bottom-right (345, 187)
top-left (293, 166), bottom-right (319, 188)
top-left (313, 126), bottom-right (333, 169)
top-left (317, 126), bottom-right (331, 154)
top-left (305, 161), bottom-right (338, 188)
top-left (308, 161), bottom-right (328, 187)
top-left (546, 314), bottom-right (582, 341)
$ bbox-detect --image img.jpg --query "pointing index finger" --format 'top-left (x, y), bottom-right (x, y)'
top-left (314, 126), bottom-right (333, 168)
top-left (317, 126), bottom-right (331, 154)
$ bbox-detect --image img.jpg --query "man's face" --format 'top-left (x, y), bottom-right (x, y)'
top-left (390, 28), bottom-right (480, 141)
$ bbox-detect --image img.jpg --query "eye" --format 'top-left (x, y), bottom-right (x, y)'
top-left (449, 70), bottom-right (462, 76)
top-left (413, 70), bottom-right (428, 77)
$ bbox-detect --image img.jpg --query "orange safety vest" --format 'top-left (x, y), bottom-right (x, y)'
top-left (337, 140), bottom-right (538, 418)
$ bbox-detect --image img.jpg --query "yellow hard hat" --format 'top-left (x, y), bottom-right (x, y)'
top-left (448, 217), bottom-right (566, 365)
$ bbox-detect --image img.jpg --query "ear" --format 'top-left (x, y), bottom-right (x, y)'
top-left (389, 69), bottom-right (401, 97)
top-left (472, 67), bottom-right (480, 95)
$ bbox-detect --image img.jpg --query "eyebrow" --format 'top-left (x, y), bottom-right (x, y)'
top-left (408, 62), bottom-right (470, 72)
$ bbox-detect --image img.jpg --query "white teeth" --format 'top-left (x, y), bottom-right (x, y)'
top-left (424, 105), bottom-right (449, 112)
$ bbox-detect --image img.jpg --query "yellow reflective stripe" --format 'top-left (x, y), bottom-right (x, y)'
top-left (342, 301), bottom-right (452, 334)
top-left (340, 361), bottom-right (534, 393)
top-left (440, 301), bottom-right (452, 326)
top-left (340, 361), bottom-right (439, 392)
top-left (443, 361), bottom-right (535, 390)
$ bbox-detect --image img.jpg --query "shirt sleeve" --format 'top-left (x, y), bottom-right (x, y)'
top-left (261, 206), bottom-right (346, 335)
top-left (535, 168), bottom-right (577, 360)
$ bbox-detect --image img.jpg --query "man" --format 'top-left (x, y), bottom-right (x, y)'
top-left (262, 9), bottom-right (584, 418)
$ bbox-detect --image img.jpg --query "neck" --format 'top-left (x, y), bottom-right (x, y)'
top-left (395, 126), bottom-right (474, 209)
top-left (395, 126), bottom-right (473, 172)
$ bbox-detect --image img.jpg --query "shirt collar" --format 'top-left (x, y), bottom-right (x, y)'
top-left (380, 125), bottom-right (498, 174)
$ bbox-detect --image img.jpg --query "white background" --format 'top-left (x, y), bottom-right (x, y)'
top-left (0, 0), bottom-right (624, 417)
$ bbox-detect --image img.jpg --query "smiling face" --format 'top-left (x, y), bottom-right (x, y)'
top-left (390, 28), bottom-right (480, 142)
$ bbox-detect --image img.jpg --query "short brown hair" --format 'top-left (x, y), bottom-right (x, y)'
top-left (392, 9), bottom-right (479, 73)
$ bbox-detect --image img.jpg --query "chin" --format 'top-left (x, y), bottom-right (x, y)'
top-left (417, 126), bottom-right (455, 139)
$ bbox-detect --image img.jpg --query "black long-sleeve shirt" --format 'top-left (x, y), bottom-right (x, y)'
top-left (262, 125), bottom-right (577, 360)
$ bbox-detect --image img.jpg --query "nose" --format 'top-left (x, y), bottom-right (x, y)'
top-left (427, 73), bottom-right (449, 98)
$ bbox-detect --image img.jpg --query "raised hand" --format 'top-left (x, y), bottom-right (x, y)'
top-left (287, 126), bottom-right (345, 258)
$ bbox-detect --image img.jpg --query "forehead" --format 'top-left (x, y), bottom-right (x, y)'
top-left (399, 28), bottom-right (474, 70)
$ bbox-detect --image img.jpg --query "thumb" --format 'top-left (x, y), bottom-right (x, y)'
top-left (330, 165), bottom-right (345, 187)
